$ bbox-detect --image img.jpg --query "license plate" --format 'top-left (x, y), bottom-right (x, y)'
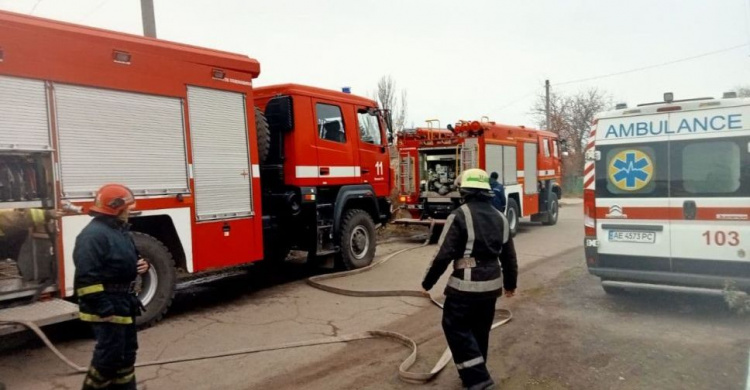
top-left (608, 230), bottom-right (656, 243)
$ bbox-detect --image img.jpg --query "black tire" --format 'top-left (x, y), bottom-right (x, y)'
top-left (338, 209), bottom-right (376, 270)
top-left (429, 224), bottom-right (444, 244)
top-left (542, 192), bottom-right (559, 226)
top-left (264, 242), bottom-right (291, 263)
top-left (255, 106), bottom-right (271, 163)
top-left (506, 198), bottom-right (520, 237)
top-left (0, 331), bottom-right (36, 351)
top-left (132, 233), bottom-right (176, 328)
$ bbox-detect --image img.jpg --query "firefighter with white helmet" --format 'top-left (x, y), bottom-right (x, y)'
top-left (422, 168), bottom-right (518, 390)
top-left (74, 184), bottom-right (149, 390)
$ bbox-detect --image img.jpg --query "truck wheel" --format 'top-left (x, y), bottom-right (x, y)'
top-left (338, 209), bottom-right (376, 269)
top-left (132, 232), bottom-right (176, 328)
top-left (542, 193), bottom-right (559, 226)
top-left (255, 106), bottom-right (271, 163)
top-left (506, 198), bottom-right (520, 237)
top-left (265, 242), bottom-right (291, 263)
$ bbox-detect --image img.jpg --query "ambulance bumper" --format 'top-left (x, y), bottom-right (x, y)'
top-left (588, 267), bottom-right (750, 290)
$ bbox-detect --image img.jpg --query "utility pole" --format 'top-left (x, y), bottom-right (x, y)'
top-left (545, 79), bottom-right (551, 131)
top-left (140, 0), bottom-right (157, 38)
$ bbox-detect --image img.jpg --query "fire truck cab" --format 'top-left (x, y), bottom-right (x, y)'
top-left (254, 84), bottom-right (393, 268)
top-left (584, 93), bottom-right (750, 295)
top-left (396, 120), bottom-right (562, 239)
top-left (0, 11), bottom-right (391, 332)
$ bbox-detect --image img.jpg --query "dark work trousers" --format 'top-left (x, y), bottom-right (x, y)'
top-left (442, 296), bottom-right (498, 390)
top-left (82, 321), bottom-right (138, 390)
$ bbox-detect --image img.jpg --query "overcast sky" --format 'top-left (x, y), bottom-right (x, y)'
top-left (2, 0), bottom-right (749, 128)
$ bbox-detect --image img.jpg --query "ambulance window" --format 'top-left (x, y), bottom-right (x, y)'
top-left (596, 144), bottom-right (668, 198)
top-left (357, 109), bottom-right (382, 145)
top-left (316, 103), bottom-right (346, 143)
top-left (676, 140), bottom-right (741, 195)
top-left (543, 139), bottom-right (551, 157)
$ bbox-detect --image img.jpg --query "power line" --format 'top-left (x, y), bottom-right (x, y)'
top-left (79, 0), bottom-right (109, 22)
top-left (495, 90), bottom-right (538, 112)
top-left (29, 0), bottom-right (43, 14)
top-left (554, 42), bottom-right (750, 87)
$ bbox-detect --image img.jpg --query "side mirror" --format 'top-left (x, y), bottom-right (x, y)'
top-left (265, 95), bottom-right (294, 133)
top-left (584, 150), bottom-right (600, 161)
top-left (381, 108), bottom-right (394, 145)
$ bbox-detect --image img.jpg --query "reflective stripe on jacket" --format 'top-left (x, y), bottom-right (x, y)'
top-left (421, 198), bottom-right (518, 299)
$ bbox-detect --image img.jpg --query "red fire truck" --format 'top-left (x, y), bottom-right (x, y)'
top-left (395, 120), bottom-right (563, 239)
top-left (0, 11), bottom-right (392, 330)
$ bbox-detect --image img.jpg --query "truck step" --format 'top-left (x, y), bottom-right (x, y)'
top-left (315, 249), bottom-right (339, 256)
top-left (175, 269), bottom-right (247, 290)
top-left (392, 218), bottom-right (446, 226)
top-left (316, 203), bottom-right (333, 209)
top-left (0, 278), bottom-right (55, 301)
top-left (0, 298), bottom-right (79, 336)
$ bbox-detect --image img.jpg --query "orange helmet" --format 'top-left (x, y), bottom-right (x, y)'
top-left (89, 184), bottom-right (135, 216)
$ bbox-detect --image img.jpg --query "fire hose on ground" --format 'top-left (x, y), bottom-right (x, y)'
top-left (0, 227), bottom-right (512, 384)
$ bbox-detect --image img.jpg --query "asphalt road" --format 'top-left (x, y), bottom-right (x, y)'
top-left (1, 200), bottom-right (748, 390)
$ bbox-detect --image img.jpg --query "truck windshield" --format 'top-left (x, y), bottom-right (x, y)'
top-left (357, 110), bottom-right (382, 145)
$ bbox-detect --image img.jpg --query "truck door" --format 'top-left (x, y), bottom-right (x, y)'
top-left (522, 141), bottom-right (539, 215)
top-left (667, 108), bottom-right (750, 272)
top-left (310, 100), bottom-right (359, 185)
top-left (187, 86), bottom-right (259, 268)
top-left (594, 114), bottom-right (671, 268)
top-left (398, 150), bottom-right (416, 195)
top-left (537, 136), bottom-right (555, 179)
top-left (355, 106), bottom-right (389, 196)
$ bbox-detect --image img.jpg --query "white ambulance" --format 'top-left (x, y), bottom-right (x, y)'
top-left (583, 92), bottom-right (750, 294)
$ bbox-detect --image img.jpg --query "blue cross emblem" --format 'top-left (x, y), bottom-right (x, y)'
top-left (612, 152), bottom-right (651, 189)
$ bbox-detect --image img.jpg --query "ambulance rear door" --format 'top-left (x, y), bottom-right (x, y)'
top-left (667, 104), bottom-right (750, 275)
top-left (595, 112), bottom-right (671, 269)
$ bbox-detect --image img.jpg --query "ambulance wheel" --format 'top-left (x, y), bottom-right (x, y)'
top-left (506, 198), bottom-right (520, 237)
top-left (542, 193), bottom-right (559, 226)
top-left (339, 209), bottom-right (376, 270)
top-left (132, 233), bottom-right (177, 328)
top-left (255, 106), bottom-right (271, 163)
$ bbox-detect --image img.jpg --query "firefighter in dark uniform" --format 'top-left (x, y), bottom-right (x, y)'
top-left (422, 168), bottom-right (518, 390)
top-left (74, 184), bottom-right (149, 390)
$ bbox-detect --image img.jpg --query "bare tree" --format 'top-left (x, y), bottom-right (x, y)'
top-left (374, 75), bottom-right (408, 134)
top-left (531, 88), bottom-right (610, 177)
top-left (735, 86), bottom-right (750, 97)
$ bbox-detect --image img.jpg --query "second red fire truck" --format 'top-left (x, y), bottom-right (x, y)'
top-left (395, 120), bottom-right (563, 239)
